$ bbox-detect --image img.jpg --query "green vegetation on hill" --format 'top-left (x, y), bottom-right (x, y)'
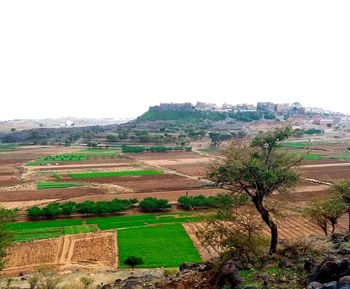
top-left (139, 110), bottom-right (227, 122)
top-left (70, 170), bottom-right (162, 179)
top-left (118, 224), bottom-right (201, 268)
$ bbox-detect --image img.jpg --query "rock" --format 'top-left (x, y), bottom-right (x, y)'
top-left (304, 259), bottom-right (316, 272)
top-left (331, 233), bottom-right (344, 244)
top-left (344, 233), bottom-right (350, 242)
top-left (278, 258), bottom-right (290, 268)
top-left (339, 275), bottom-right (350, 289)
top-left (101, 284), bottom-right (112, 289)
top-left (307, 281), bottom-right (324, 289)
top-left (322, 281), bottom-right (337, 289)
top-left (216, 258), bottom-right (241, 289)
top-left (338, 248), bottom-right (350, 255)
top-left (121, 280), bottom-right (142, 289)
top-left (309, 258), bottom-right (341, 283)
top-left (179, 263), bottom-right (201, 272)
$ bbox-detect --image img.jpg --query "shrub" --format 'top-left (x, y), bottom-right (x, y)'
top-left (124, 256), bottom-right (144, 270)
top-left (139, 197), bottom-right (171, 212)
top-left (178, 194), bottom-right (243, 210)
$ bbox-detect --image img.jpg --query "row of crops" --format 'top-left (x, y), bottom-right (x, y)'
top-left (37, 181), bottom-right (81, 190)
top-left (70, 169), bottom-right (162, 179)
top-left (27, 150), bottom-right (119, 166)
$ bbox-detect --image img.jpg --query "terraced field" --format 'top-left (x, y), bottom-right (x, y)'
top-left (70, 169), bottom-right (162, 179)
top-left (118, 224), bottom-right (201, 268)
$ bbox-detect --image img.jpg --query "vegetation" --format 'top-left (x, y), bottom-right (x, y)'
top-left (329, 179), bottom-right (350, 231)
top-left (118, 224), bottom-right (201, 268)
top-left (27, 199), bottom-right (138, 219)
top-left (36, 181), bottom-right (81, 190)
top-left (85, 213), bottom-right (202, 230)
top-left (27, 151), bottom-right (118, 166)
top-left (122, 145), bottom-right (192, 153)
top-left (0, 207), bottom-right (17, 269)
top-left (304, 197), bottom-right (347, 236)
top-left (70, 169), bottom-right (162, 179)
top-left (178, 194), bottom-right (246, 210)
top-left (139, 197), bottom-right (171, 212)
top-left (123, 256), bottom-right (144, 270)
top-left (208, 127), bottom-right (302, 253)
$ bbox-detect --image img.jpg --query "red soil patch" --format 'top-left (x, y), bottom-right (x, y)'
top-left (0, 187), bottom-right (104, 202)
top-left (300, 166), bottom-right (350, 181)
top-left (163, 163), bottom-right (208, 177)
top-left (74, 174), bottom-right (206, 192)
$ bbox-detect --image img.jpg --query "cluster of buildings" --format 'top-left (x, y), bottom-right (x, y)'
top-left (152, 101), bottom-right (335, 116)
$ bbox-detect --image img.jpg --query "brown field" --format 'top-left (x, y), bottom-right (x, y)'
top-left (72, 174), bottom-right (206, 192)
top-left (3, 231), bottom-right (117, 276)
top-left (0, 187), bottom-right (104, 202)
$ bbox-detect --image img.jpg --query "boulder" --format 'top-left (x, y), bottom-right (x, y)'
top-left (322, 281), bottom-right (337, 289)
top-left (307, 281), bottom-right (324, 289)
top-left (339, 275), bottom-right (350, 289)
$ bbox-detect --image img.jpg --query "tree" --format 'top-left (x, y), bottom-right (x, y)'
top-left (208, 127), bottom-right (302, 254)
top-left (124, 256), bottom-right (143, 270)
top-left (0, 207), bottom-right (17, 270)
top-left (139, 197), bottom-right (171, 212)
top-left (304, 197), bottom-right (347, 236)
top-left (329, 179), bottom-right (350, 231)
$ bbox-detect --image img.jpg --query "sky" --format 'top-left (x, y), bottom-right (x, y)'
top-left (0, 0), bottom-right (350, 120)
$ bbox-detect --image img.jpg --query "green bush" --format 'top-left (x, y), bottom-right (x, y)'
top-left (123, 256), bottom-right (144, 269)
top-left (27, 198), bottom-right (138, 219)
top-left (139, 197), bottom-right (171, 212)
top-left (178, 194), bottom-right (245, 210)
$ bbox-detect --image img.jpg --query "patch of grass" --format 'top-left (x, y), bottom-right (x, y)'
top-left (63, 224), bottom-right (97, 235)
top-left (37, 181), bottom-right (81, 190)
top-left (332, 154), bottom-right (350, 160)
top-left (290, 152), bottom-right (324, 160)
top-left (13, 227), bottom-right (63, 242)
top-left (26, 151), bottom-right (118, 166)
top-left (118, 224), bottom-right (201, 268)
top-left (70, 170), bottom-right (162, 179)
top-left (6, 219), bottom-right (83, 231)
top-left (86, 213), bottom-right (201, 230)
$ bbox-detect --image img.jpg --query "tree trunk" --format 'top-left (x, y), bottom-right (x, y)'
top-left (252, 196), bottom-right (278, 254)
top-left (348, 210), bottom-right (350, 232)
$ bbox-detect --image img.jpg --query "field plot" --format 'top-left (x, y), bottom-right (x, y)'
top-left (37, 181), bottom-right (81, 190)
top-left (300, 165), bottom-right (350, 181)
top-left (118, 224), bottom-right (201, 268)
top-left (0, 187), bottom-right (104, 202)
top-left (90, 174), bottom-right (206, 192)
top-left (163, 163), bottom-right (208, 177)
top-left (70, 169), bottom-right (162, 179)
top-left (27, 149), bottom-right (119, 166)
top-left (86, 213), bottom-right (202, 230)
top-left (3, 231), bottom-right (117, 275)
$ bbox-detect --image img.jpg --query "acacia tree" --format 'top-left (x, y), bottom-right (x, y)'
top-left (329, 179), bottom-right (350, 232)
top-left (304, 197), bottom-right (347, 236)
top-left (208, 127), bottom-right (302, 254)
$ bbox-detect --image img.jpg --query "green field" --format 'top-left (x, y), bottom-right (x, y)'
top-left (332, 154), bottom-right (350, 160)
top-left (118, 224), bottom-right (201, 268)
top-left (63, 224), bottom-right (97, 234)
top-left (86, 213), bottom-right (202, 230)
top-left (37, 181), bottom-right (82, 190)
top-left (70, 169), bottom-right (162, 179)
top-left (27, 151), bottom-right (118, 166)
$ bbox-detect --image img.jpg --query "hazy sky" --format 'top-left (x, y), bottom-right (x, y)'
top-left (1, 1), bottom-right (350, 120)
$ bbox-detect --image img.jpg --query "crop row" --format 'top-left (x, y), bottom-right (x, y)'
top-left (70, 169), bottom-right (162, 179)
top-left (37, 181), bottom-right (81, 190)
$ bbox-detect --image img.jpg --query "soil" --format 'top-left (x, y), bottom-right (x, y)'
top-left (2, 231), bottom-right (117, 276)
